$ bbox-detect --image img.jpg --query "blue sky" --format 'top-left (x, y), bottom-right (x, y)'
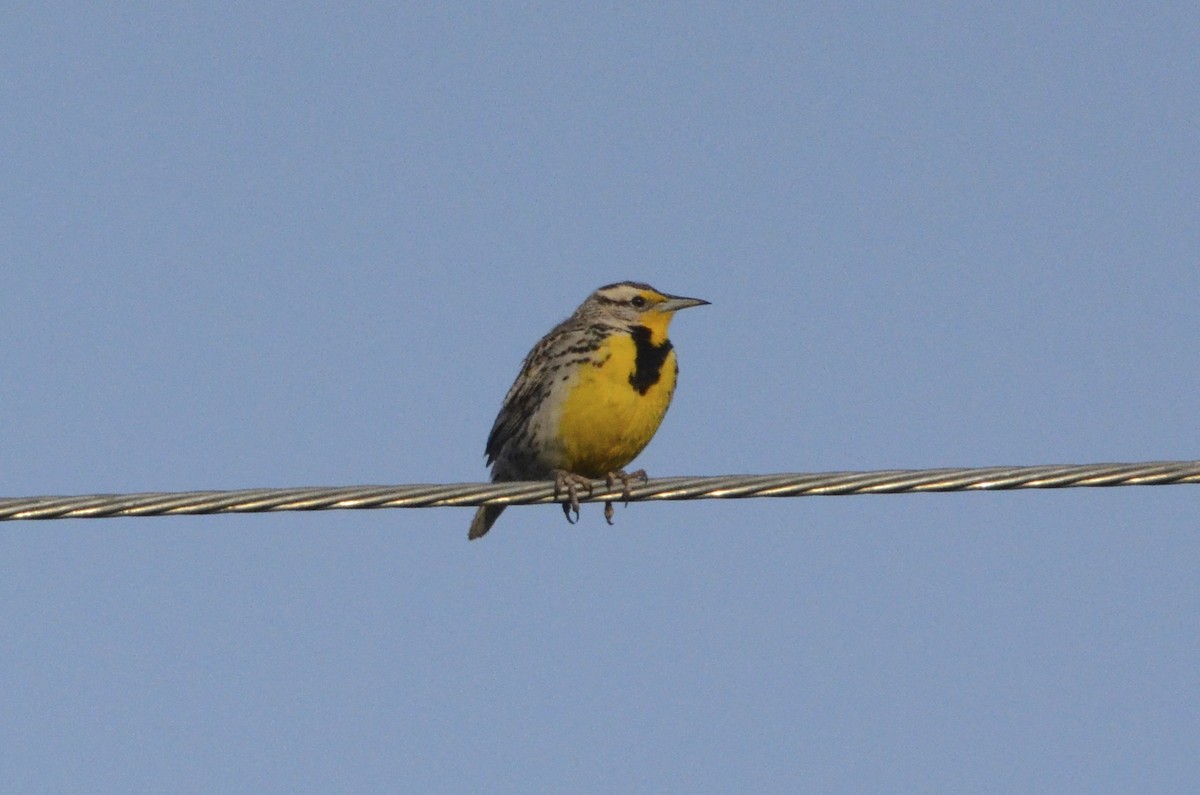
top-left (3, 3), bottom-right (1198, 792)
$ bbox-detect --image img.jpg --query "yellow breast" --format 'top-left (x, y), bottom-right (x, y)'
top-left (556, 331), bottom-right (678, 477)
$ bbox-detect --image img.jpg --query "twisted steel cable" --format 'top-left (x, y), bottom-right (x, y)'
top-left (1, 460), bottom-right (1197, 522)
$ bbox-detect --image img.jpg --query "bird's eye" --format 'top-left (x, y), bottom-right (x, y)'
top-left (630, 296), bottom-right (647, 308)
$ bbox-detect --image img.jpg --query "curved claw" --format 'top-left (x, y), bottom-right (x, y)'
top-left (553, 470), bottom-right (593, 525)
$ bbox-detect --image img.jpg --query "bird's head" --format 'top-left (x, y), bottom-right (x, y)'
top-left (578, 281), bottom-right (709, 342)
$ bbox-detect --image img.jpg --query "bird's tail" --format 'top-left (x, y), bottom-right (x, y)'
top-left (468, 504), bottom-right (506, 540)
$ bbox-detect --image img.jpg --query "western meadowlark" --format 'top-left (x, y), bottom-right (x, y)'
top-left (468, 281), bottom-right (709, 540)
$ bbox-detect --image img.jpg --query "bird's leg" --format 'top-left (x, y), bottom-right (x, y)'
top-left (606, 469), bottom-right (648, 503)
top-left (553, 470), bottom-right (594, 524)
top-left (603, 469), bottom-right (649, 525)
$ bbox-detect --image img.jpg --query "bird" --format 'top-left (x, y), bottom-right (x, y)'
top-left (468, 281), bottom-right (709, 540)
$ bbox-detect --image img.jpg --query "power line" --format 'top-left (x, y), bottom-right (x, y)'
top-left (1, 460), bottom-right (1197, 522)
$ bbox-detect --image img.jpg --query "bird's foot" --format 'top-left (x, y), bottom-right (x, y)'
top-left (553, 470), bottom-right (594, 524)
top-left (603, 469), bottom-right (649, 525)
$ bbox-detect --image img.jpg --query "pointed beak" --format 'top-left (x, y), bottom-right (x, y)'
top-left (657, 294), bottom-right (710, 313)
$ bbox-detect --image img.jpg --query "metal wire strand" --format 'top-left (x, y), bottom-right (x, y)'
top-left (1, 460), bottom-right (1197, 521)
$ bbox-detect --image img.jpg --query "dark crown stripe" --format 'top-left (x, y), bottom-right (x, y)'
top-left (598, 280), bottom-right (655, 293)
